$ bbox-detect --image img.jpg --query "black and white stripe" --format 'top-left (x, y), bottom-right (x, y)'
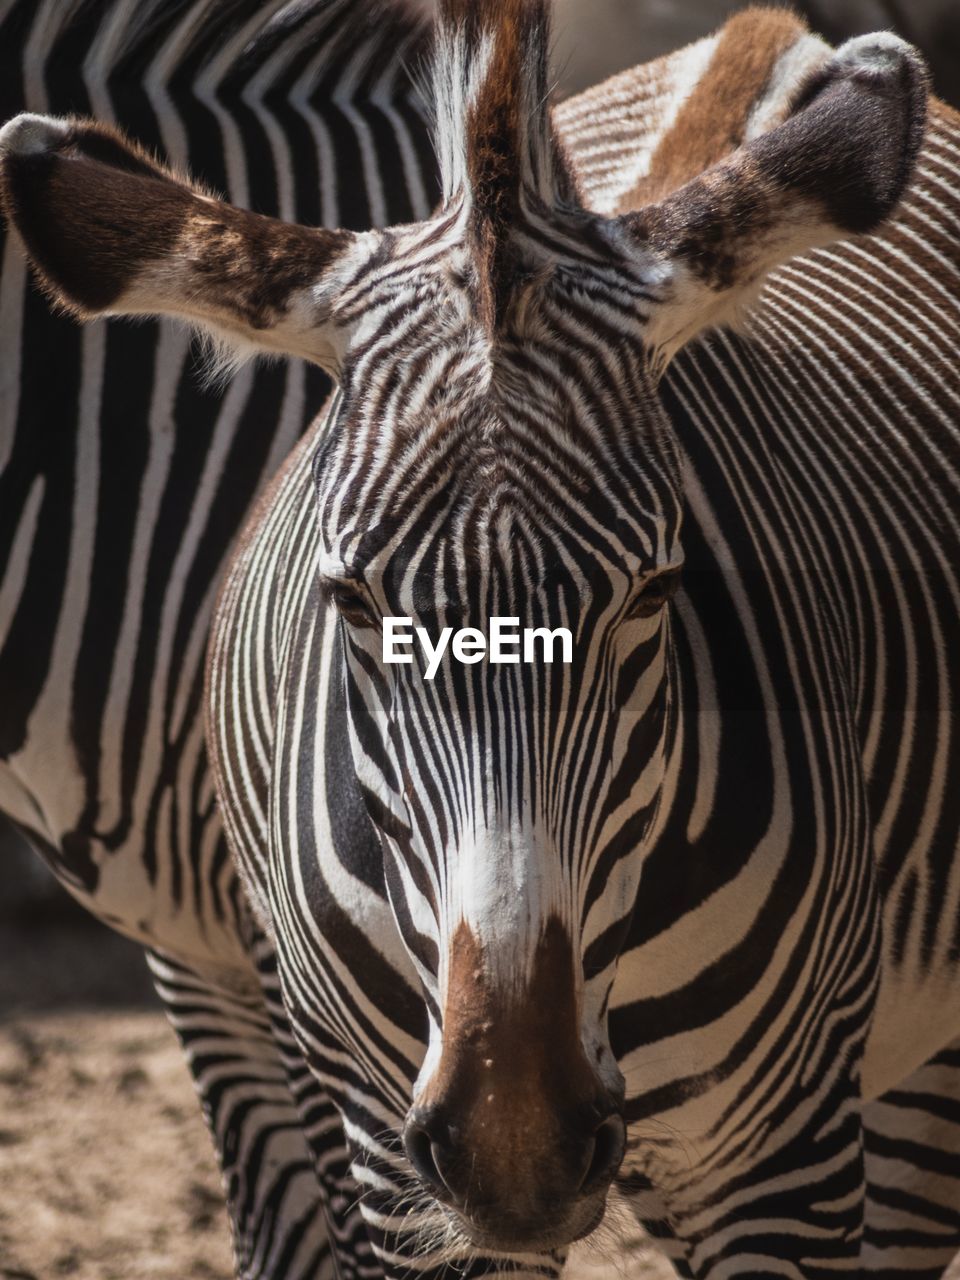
top-left (4, 1), bottom-right (960, 1277)
top-left (0, 1), bottom-right (434, 1275)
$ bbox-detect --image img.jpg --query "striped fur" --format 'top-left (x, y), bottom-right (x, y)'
top-left (202, 6), bottom-right (959, 1279)
top-left (3, 2), bottom-right (960, 1278)
top-left (0, 2), bottom-right (434, 1276)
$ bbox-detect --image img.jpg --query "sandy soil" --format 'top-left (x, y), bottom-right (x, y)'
top-left (0, 897), bottom-right (234, 1280)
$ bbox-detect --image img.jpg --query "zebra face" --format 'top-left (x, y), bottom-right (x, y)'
top-left (308, 153), bottom-right (693, 1240)
top-left (303, 4), bottom-right (928, 1242)
top-left (315, 355), bottom-right (682, 1243)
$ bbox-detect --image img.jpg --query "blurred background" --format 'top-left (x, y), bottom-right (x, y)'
top-left (550, 0), bottom-right (959, 100)
top-left (1, 1), bottom-right (957, 1277)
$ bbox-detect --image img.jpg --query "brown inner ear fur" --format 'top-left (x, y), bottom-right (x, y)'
top-left (620, 20), bottom-right (928, 309)
top-left (2, 126), bottom-right (188, 314)
top-left (2, 120), bottom-right (352, 328)
top-left (618, 8), bottom-right (810, 211)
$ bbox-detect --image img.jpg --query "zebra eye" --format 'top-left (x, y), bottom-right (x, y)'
top-left (326, 582), bottom-right (377, 629)
top-left (626, 569), bottom-right (681, 620)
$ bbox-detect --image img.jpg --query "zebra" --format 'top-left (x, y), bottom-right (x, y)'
top-left (0, 0), bottom-right (437, 1275)
top-left (4, 4), bottom-right (960, 1280)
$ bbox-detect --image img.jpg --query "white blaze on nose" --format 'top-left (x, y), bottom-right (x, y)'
top-left (449, 822), bottom-right (565, 988)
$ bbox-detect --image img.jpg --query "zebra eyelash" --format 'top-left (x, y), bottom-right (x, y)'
top-left (625, 567), bottom-right (682, 619)
top-left (319, 577), bottom-right (379, 629)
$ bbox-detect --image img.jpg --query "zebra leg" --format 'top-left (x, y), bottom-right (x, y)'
top-left (863, 1038), bottom-right (960, 1276)
top-left (147, 946), bottom-right (338, 1280)
top-left (254, 947), bottom-right (381, 1280)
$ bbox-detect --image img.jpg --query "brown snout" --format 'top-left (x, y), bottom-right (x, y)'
top-left (403, 917), bottom-right (625, 1250)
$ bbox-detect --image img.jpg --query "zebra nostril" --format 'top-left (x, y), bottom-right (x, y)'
top-left (403, 1118), bottom-right (454, 1197)
top-left (579, 1113), bottom-right (626, 1193)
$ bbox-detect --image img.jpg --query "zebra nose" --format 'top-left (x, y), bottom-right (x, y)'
top-left (579, 1113), bottom-right (626, 1193)
top-left (402, 1104), bottom-right (625, 1211)
top-left (402, 1110), bottom-right (459, 1197)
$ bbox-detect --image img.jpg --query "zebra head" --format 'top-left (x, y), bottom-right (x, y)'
top-left (0, 0), bottom-right (926, 1253)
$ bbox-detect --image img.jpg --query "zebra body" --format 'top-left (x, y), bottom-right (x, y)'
top-left (0, 0), bottom-right (432, 967)
top-left (3, 0), bottom-right (960, 1277)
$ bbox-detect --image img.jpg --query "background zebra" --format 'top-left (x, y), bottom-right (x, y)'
top-left (549, 0), bottom-right (960, 103)
top-left (3, 3), bottom-right (960, 1280)
top-left (0, 0), bottom-right (436, 1274)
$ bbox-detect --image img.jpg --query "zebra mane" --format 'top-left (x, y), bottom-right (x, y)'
top-left (430, 0), bottom-right (574, 332)
top-left (431, 0), bottom-right (567, 221)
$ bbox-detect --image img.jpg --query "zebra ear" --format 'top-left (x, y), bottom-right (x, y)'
top-left (0, 114), bottom-right (360, 374)
top-left (619, 33), bottom-right (929, 362)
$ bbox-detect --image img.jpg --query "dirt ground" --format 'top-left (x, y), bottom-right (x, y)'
top-left (0, 894), bottom-right (234, 1280)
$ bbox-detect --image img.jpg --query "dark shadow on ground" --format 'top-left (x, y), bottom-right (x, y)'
top-left (0, 853), bottom-right (157, 1018)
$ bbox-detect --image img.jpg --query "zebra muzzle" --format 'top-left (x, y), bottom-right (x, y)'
top-left (402, 917), bottom-right (626, 1249)
top-left (401, 1102), bottom-right (625, 1249)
